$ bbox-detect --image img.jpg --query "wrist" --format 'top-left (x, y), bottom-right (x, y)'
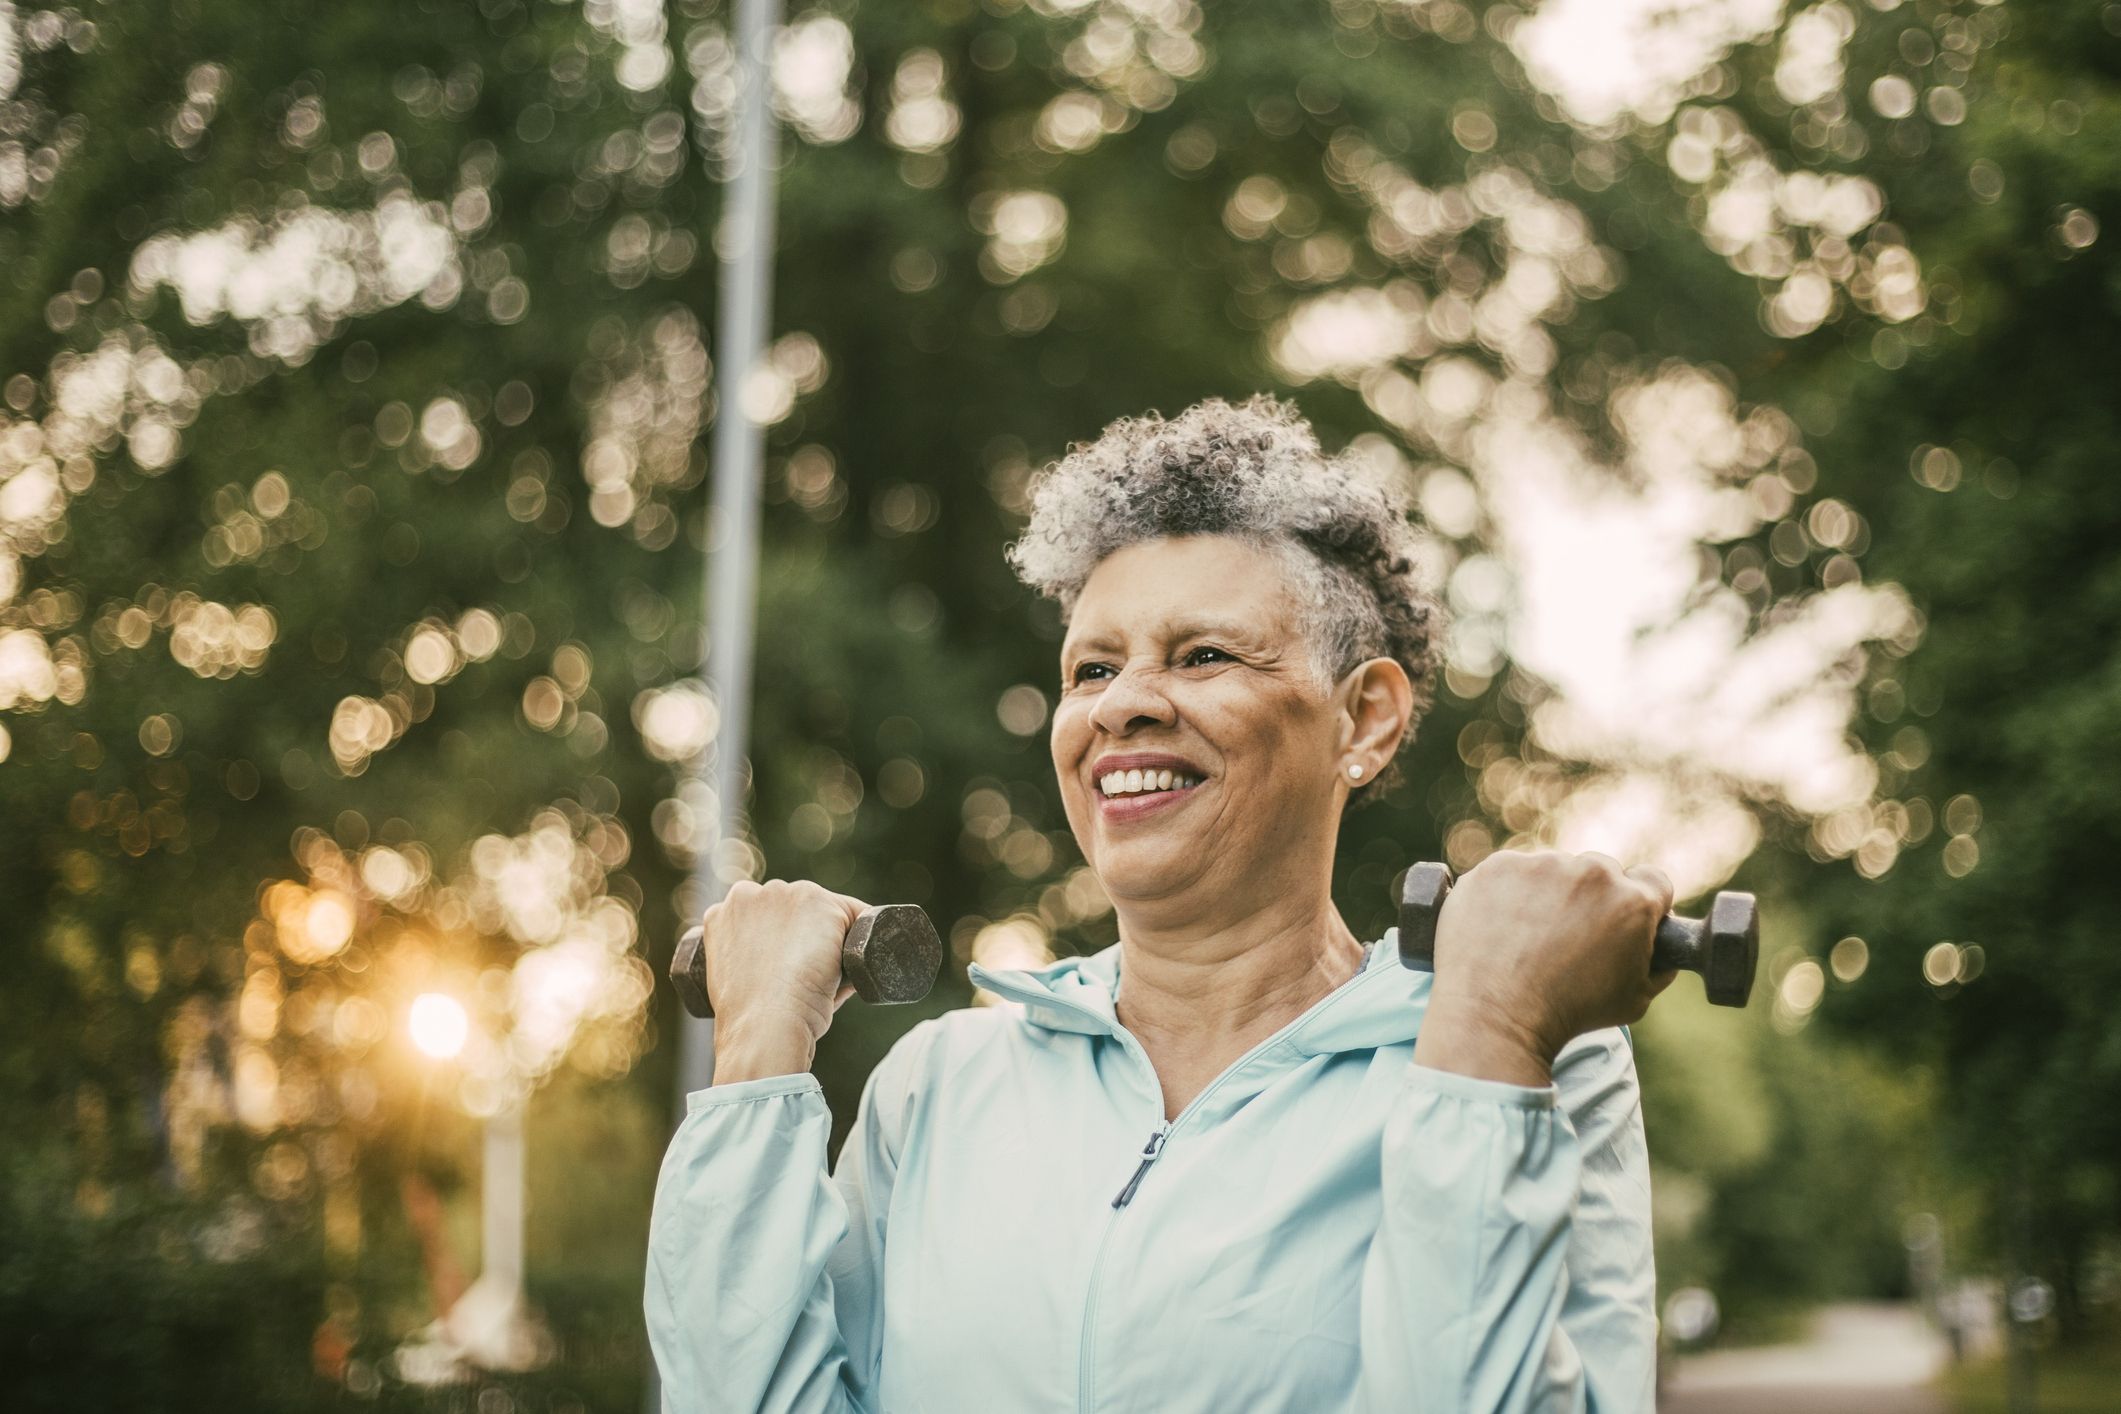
top-left (711, 1018), bottom-right (815, 1085)
top-left (1414, 990), bottom-right (1558, 1089)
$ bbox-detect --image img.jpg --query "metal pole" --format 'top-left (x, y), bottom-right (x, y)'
top-left (677, 0), bottom-right (784, 1103)
top-left (650, 3), bottom-right (781, 1409)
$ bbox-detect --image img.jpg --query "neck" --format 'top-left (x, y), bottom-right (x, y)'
top-left (1110, 878), bottom-right (1367, 1067)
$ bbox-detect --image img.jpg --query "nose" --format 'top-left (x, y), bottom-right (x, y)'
top-left (1086, 663), bottom-right (1176, 737)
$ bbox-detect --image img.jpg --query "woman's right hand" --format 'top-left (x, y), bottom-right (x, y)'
top-left (701, 878), bottom-right (866, 1084)
top-left (1415, 848), bottom-right (1677, 1088)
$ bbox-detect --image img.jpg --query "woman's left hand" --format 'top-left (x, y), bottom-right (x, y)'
top-left (1413, 849), bottom-right (1679, 1087)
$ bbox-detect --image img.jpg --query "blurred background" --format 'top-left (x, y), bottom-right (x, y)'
top-left (1, 0), bottom-right (2115, 1409)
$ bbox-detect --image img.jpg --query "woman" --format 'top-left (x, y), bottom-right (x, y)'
top-left (647, 396), bottom-right (1675, 1412)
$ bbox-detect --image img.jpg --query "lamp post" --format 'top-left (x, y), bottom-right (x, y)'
top-left (394, 992), bottom-right (552, 1383)
top-left (652, 0), bottom-right (783, 1406)
top-left (675, 0), bottom-right (785, 1101)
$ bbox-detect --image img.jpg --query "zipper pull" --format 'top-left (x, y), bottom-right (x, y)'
top-left (1111, 1128), bottom-right (1167, 1209)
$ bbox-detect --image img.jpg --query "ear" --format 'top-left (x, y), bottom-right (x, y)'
top-left (1335, 657), bottom-right (1414, 768)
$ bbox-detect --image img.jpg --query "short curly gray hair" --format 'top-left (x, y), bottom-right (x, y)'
top-left (1006, 394), bottom-right (1445, 795)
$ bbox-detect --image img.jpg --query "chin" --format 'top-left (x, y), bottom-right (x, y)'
top-left (1089, 839), bottom-right (1203, 903)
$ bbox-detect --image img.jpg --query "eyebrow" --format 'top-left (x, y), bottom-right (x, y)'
top-left (1063, 617), bottom-right (1263, 656)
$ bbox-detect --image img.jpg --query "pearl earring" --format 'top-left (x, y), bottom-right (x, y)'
top-left (1347, 764), bottom-right (1364, 780)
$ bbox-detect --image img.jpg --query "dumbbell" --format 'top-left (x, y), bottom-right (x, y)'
top-left (669, 902), bottom-right (944, 1019)
top-left (1396, 861), bottom-right (1758, 1008)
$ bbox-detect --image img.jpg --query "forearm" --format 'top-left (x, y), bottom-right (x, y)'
top-left (1358, 1065), bottom-right (1583, 1412)
top-left (645, 1077), bottom-right (863, 1413)
top-left (1357, 1032), bottom-right (1657, 1413)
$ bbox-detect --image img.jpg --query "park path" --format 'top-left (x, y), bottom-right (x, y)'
top-left (1659, 1302), bottom-right (1950, 1414)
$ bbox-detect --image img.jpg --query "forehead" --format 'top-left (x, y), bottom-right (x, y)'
top-left (1063, 535), bottom-right (1299, 646)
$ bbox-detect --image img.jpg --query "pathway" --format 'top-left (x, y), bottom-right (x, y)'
top-left (1660, 1302), bottom-right (1950, 1414)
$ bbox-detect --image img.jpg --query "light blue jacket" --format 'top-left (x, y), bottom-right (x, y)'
top-left (646, 933), bottom-right (1657, 1412)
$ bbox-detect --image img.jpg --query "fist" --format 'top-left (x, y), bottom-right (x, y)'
top-left (700, 878), bottom-right (866, 1057)
top-left (1424, 849), bottom-right (1677, 1079)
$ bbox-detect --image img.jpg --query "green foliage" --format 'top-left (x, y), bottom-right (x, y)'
top-left (1638, 985), bottom-right (1953, 1332)
top-left (1749, 0), bottom-right (2121, 1334)
top-left (0, 1151), bottom-right (326, 1412)
top-left (1939, 1321), bottom-right (2121, 1414)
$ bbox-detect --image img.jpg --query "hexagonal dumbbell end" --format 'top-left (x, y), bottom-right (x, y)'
top-left (670, 923), bottom-right (713, 1018)
top-left (668, 902), bottom-right (943, 1020)
top-left (841, 904), bottom-right (944, 1005)
top-left (1396, 861), bottom-right (1456, 972)
top-left (1655, 890), bottom-right (1759, 1009)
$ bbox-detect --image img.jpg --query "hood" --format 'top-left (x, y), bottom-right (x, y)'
top-left (965, 929), bottom-right (1431, 1058)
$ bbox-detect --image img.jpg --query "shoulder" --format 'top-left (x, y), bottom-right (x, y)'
top-left (858, 1005), bottom-right (1030, 1146)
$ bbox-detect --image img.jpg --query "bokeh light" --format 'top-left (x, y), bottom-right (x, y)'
top-left (407, 992), bottom-right (469, 1060)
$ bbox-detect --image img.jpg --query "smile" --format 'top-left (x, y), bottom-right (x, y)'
top-left (1098, 768), bottom-right (1203, 797)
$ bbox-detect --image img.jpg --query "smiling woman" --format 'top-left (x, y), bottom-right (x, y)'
top-left (647, 395), bottom-right (1679, 1413)
top-left (1010, 395), bottom-right (1441, 799)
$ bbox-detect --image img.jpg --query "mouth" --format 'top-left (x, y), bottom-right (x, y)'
top-left (1091, 756), bottom-right (1207, 821)
top-left (1097, 766), bottom-right (1204, 798)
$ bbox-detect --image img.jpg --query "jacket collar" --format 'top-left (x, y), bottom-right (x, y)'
top-left (965, 929), bottom-right (1430, 1057)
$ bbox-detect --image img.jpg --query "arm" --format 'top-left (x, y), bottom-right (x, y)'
top-left (1355, 1030), bottom-right (1658, 1413)
top-left (644, 1025), bottom-right (927, 1414)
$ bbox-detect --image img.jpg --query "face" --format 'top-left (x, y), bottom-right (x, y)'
top-left (1051, 535), bottom-right (1352, 911)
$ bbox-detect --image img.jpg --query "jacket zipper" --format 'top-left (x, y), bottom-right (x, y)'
top-left (1076, 1021), bottom-right (1315, 1411)
top-left (1110, 1128), bottom-right (1166, 1208)
top-left (972, 952), bottom-right (1388, 1413)
top-left (1076, 1204), bottom-right (1122, 1413)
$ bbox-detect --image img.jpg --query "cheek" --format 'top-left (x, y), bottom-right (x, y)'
top-left (1203, 684), bottom-right (1326, 763)
top-left (1049, 702), bottom-right (1090, 763)
top-left (1049, 704), bottom-right (1094, 802)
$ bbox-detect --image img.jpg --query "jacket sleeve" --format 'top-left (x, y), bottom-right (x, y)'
top-left (1355, 1028), bottom-right (1659, 1413)
top-left (645, 1024), bottom-right (928, 1414)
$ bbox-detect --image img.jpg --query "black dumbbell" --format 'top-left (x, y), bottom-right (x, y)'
top-left (669, 902), bottom-right (944, 1019)
top-left (1396, 861), bottom-right (1758, 1008)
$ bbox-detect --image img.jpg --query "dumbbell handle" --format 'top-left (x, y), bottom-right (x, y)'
top-left (1397, 861), bottom-right (1758, 1008)
top-left (669, 902), bottom-right (943, 1020)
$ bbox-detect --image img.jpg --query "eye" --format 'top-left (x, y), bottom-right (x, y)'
top-left (1183, 646), bottom-right (1231, 667)
top-left (1070, 660), bottom-right (1114, 685)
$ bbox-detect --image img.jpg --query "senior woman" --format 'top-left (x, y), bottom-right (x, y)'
top-left (646, 395), bottom-right (1675, 1413)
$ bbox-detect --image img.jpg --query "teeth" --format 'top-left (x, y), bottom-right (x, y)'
top-left (1099, 769), bottom-right (1201, 797)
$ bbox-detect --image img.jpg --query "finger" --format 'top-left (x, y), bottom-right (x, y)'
top-left (825, 889), bottom-right (872, 929)
top-left (831, 982), bottom-right (857, 1012)
top-left (1627, 865), bottom-right (1676, 918)
top-left (1632, 970), bottom-right (1679, 1022)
